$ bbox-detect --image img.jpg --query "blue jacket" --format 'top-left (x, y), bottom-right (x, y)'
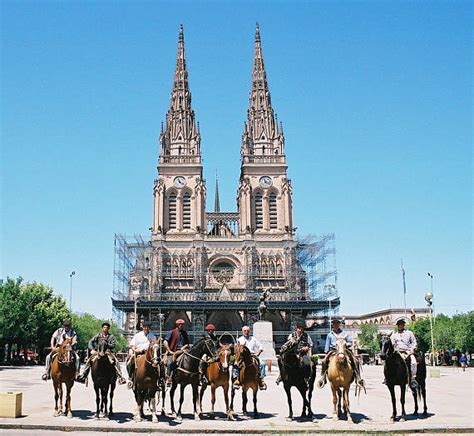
top-left (324, 329), bottom-right (352, 353)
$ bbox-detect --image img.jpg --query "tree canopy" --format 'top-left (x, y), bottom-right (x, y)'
top-left (358, 323), bottom-right (380, 357)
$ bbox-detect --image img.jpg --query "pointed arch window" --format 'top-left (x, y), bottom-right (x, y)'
top-left (254, 192), bottom-right (263, 229)
top-left (168, 192), bottom-right (177, 229)
top-left (182, 192), bottom-right (191, 229)
top-left (269, 193), bottom-right (278, 229)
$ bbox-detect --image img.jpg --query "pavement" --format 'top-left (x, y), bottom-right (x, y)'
top-left (0, 363), bottom-right (473, 434)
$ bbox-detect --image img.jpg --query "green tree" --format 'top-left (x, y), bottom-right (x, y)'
top-left (358, 323), bottom-right (380, 357)
top-left (408, 317), bottom-right (431, 353)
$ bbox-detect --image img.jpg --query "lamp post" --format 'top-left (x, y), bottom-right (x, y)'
top-left (424, 291), bottom-right (436, 367)
top-left (69, 271), bottom-right (76, 311)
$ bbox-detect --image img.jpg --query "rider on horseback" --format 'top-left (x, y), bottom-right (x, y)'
top-left (391, 319), bottom-right (418, 389)
top-left (232, 325), bottom-right (267, 390)
top-left (199, 324), bottom-right (220, 386)
top-left (126, 320), bottom-right (156, 389)
top-left (317, 319), bottom-right (364, 389)
top-left (163, 318), bottom-right (190, 386)
top-left (76, 321), bottom-right (126, 385)
top-left (42, 319), bottom-right (80, 381)
top-left (276, 322), bottom-right (313, 386)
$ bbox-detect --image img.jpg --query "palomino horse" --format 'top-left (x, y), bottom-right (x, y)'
top-left (91, 340), bottom-right (117, 420)
top-left (380, 334), bottom-right (428, 422)
top-left (51, 338), bottom-right (76, 418)
top-left (170, 338), bottom-right (218, 421)
top-left (133, 340), bottom-right (166, 422)
top-left (327, 337), bottom-right (354, 421)
top-left (278, 337), bottom-right (316, 421)
top-left (230, 344), bottom-right (260, 418)
top-left (199, 344), bottom-right (234, 420)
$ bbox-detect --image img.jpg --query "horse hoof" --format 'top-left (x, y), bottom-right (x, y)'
top-left (286, 416), bottom-right (293, 422)
top-left (176, 415), bottom-right (182, 422)
top-left (67, 412), bottom-right (73, 419)
top-left (332, 415), bottom-right (339, 421)
top-left (228, 414), bottom-right (235, 421)
top-left (390, 417), bottom-right (395, 423)
top-left (210, 413), bottom-right (215, 420)
top-left (400, 416), bottom-right (406, 422)
top-left (152, 416), bottom-right (158, 423)
top-left (194, 414), bottom-right (201, 421)
top-left (312, 417), bottom-right (318, 423)
top-left (134, 416), bottom-right (142, 422)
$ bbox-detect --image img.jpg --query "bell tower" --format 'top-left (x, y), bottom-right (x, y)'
top-left (238, 24), bottom-right (293, 236)
top-left (152, 25), bottom-right (206, 238)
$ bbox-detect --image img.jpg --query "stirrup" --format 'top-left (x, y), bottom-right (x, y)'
top-left (317, 377), bottom-right (326, 389)
top-left (127, 380), bottom-right (134, 389)
top-left (233, 380), bottom-right (240, 390)
top-left (41, 373), bottom-right (49, 381)
top-left (259, 381), bottom-right (267, 390)
top-left (118, 377), bottom-right (126, 385)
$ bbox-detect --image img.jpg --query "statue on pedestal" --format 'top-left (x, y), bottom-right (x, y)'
top-left (258, 288), bottom-right (270, 321)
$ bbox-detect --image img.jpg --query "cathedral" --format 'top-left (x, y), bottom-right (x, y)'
top-left (112, 25), bottom-right (331, 344)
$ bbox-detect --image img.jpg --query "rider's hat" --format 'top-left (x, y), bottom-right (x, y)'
top-left (102, 321), bottom-right (111, 327)
top-left (396, 319), bottom-right (407, 325)
top-left (296, 321), bottom-right (306, 329)
top-left (142, 320), bottom-right (152, 327)
top-left (63, 319), bottom-right (72, 327)
top-left (205, 324), bottom-right (216, 330)
top-left (175, 319), bottom-right (185, 325)
top-left (331, 318), bottom-right (341, 325)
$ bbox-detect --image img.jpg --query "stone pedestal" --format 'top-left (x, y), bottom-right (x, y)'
top-left (253, 321), bottom-right (277, 364)
top-left (0, 392), bottom-right (22, 418)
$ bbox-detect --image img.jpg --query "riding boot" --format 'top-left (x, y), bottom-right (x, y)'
top-left (76, 359), bottom-right (91, 384)
top-left (114, 360), bottom-right (126, 384)
top-left (317, 358), bottom-right (328, 388)
top-left (126, 358), bottom-right (135, 389)
top-left (42, 354), bottom-right (52, 381)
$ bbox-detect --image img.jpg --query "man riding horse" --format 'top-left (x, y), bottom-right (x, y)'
top-left (317, 319), bottom-right (364, 389)
top-left (232, 325), bottom-right (267, 390)
top-left (163, 318), bottom-right (190, 386)
top-left (76, 321), bottom-right (126, 385)
top-left (276, 322), bottom-right (313, 386)
top-left (199, 324), bottom-right (220, 386)
top-left (391, 319), bottom-right (418, 389)
top-left (126, 320), bottom-right (156, 388)
top-left (42, 319), bottom-right (81, 381)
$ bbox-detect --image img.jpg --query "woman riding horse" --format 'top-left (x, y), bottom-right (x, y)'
top-left (169, 337), bottom-right (218, 421)
top-left (199, 344), bottom-right (234, 420)
top-left (277, 334), bottom-right (316, 421)
top-left (50, 338), bottom-right (76, 418)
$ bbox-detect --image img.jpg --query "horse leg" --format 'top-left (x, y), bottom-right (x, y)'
top-left (284, 384), bottom-right (293, 421)
top-left (151, 394), bottom-right (158, 423)
top-left (169, 382), bottom-right (177, 418)
top-left (109, 381), bottom-right (115, 418)
top-left (65, 383), bottom-right (73, 419)
top-left (343, 386), bottom-right (352, 423)
top-left (252, 386), bottom-right (259, 419)
top-left (176, 384), bottom-right (184, 422)
top-left (421, 383), bottom-right (428, 415)
top-left (134, 392), bottom-right (143, 422)
top-left (297, 384), bottom-right (308, 418)
top-left (193, 382), bottom-right (201, 420)
top-left (331, 384), bottom-right (338, 420)
top-left (53, 382), bottom-right (60, 417)
top-left (412, 383), bottom-right (419, 416)
top-left (337, 388), bottom-right (343, 418)
top-left (100, 387), bottom-right (106, 418)
top-left (224, 383), bottom-right (234, 421)
top-left (242, 388), bottom-right (248, 416)
top-left (400, 384), bottom-right (407, 421)
top-left (94, 385), bottom-right (100, 419)
top-left (230, 381), bottom-right (235, 413)
top-left (388, 384), bottom-right (397, 422)
top-left (58, 383), bottom-right (64, 416)
top-left (103, 386), bottom-right (110, 420)
top-left (161, 381), bottom-right (166, 416)
top-left (209, 384), bottom-right (215, 419)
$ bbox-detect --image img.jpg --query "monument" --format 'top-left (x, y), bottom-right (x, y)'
top-left (253, 289), bottom-right (277, 364)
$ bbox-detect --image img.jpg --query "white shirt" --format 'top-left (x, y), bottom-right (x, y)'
top-left (237, 335), bottom-right (263, 355)
top-left (52, 328), bottom-right (77, 347)
top-left (287, 333), bottom-right (314, 350)
top-left (130, 331), bottom-right (156, 352)
top-left (391, 330), bottom-right (417, 353)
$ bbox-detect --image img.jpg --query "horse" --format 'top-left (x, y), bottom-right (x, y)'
top-left (230, 344), bottom-right (260, 418)
top-left (169, 337), bottom-right (218, 421)
top-left (380, 333), bottom-right (428, 422)
top-left (90, 339), bottom-right (117, 420)
top-left (50, 338), bottom-right (76, 418)
top-left (327, 337), bottom-right (354, 422)
top-left (133, 340), bottom-right (166, 422)
top-left (199, 344), bottom-right (234, 420)
top-left (278, 337), bottom-right (316, 421)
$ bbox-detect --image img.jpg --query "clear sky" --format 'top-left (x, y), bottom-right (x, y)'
top-left (1, 1), bottom-right (472, 320)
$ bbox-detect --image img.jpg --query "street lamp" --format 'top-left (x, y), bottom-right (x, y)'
top-left (424, 291), bottom-right (436, 367)
top-left (69, 271), bottom-right (76, 311)
top-left (132, 289), bottom-right (140, 335)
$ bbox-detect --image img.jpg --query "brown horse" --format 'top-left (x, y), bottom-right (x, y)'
top-left (133, 340), bottom-right (166, 422)
top-left (200, 344), bottom-right (234, 420)
top-left (51, 338), bottom-right (76, 418)
top-left (230, 344), bottom-right (260, 418)
top-left (327, 337), bottom-right (354, 422)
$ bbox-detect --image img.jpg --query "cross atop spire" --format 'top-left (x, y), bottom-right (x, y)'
top-left (159, 25), bottom-right (201, 164)
top-left (241, 24), bottom-right (285, 164)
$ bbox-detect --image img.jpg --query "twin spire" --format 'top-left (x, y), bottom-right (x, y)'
top-left (160, 24), bottom-right (285, 164)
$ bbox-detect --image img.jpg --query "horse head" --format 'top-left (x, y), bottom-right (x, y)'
top-left (96, 338), bottom-right (108, 357)
top-left (218, 344), bottom-right (232, 371)
top-left (334, 336), bottom-right (348, 364)
top-left (280, 336), bottom-right (299, 356)
top-left (146, 339), bottom-right (161, 368)
top-left (58, 338), bottom-right (74, 366)
top-left (234, 344), bottom-right (251, 367)
top-left (379, 333), bottom-right (394, 360)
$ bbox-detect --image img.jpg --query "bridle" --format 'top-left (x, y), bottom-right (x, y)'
top-left (145, 340), bottom-right (161, 368)
top-left (218, 346), bottom-right (231, 372)
top-left (335, 336), bottom-right (348, 364)
top-left (176, 338), bottom-right (217, 375)
top-left (57, 340), bottom-right (74, 366)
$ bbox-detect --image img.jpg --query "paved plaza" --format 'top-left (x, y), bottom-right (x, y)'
top-left (1, 364), bottom-right (473, 434)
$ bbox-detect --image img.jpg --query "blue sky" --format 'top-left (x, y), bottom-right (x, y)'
top-left (1, 1), bottom-right (472, 320)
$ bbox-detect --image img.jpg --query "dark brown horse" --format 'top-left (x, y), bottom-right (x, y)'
top-left (91, 340), bottom-right (117, 420)
top-left (230, 344), bottom-right (260, 418)
top-left (380, 334), bottom-right (428, 422)
top-left (278, 336), bottom-right (316, 421)
top-left (133, 340), bottom-right (166, 422)
top-left (169, 338), bottom-right (217, 421)
top-left (51, 338), bottom-right (76, 418)
top-left (200, 344), bottom-right (234, 420)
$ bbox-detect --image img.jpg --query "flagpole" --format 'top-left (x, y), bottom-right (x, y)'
top-left (401, 259), bottom-right (407, 320)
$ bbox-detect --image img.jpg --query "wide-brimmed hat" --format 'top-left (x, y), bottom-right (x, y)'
top-left (205, 324), bottom-right (216, 330)
top-left (331, 318), bottom-right (341, 325)
top-left (175, 319), bottom-right (185, 325)
top-left (63, 319), bottom-right (72, 327)
top-left (142, 320), bottom-right (152, 327)
top-left (396, 319), bottom-right (407, 325)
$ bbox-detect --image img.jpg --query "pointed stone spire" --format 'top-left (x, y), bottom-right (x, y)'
top-left (159, 25), bottom-right (201, 164)
top-left (214, 173), bottom-right (220, 212)
top-left (241, 24), bottom-right (284, 164)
